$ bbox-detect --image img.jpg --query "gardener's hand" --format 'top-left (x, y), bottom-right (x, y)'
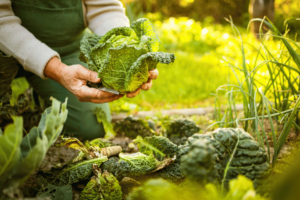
top-left (44, 57), bottom-right (124, 103)
top-left (126, 69), bottom-right (159, 98)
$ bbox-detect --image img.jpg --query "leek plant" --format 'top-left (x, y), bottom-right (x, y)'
top-left (211, 18), bottom-right (300, 166)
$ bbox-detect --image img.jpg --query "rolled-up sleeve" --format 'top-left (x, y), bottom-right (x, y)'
top-left (0, 0), bottom-right (60, 79)
top-left (84, 0), bottom-right (130, 36)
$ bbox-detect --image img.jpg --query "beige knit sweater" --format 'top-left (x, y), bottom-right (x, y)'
top-left (0, 0), bottom-right (129, 78)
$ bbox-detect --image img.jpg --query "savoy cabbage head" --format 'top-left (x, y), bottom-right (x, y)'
top-left (79, 18), bottom-right (175, 94)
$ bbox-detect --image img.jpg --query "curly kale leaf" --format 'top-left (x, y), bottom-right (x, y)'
top-left (79, 18), bottom-right (175, 94)
top-left (80, 169), bottom-right (122, 200)
top-left (114, 116), bottom-right (156, 138)
top-left (133, 136), bottom-right (182, 182)
top-left (185, 128), bottom-right (271, 187)
top-left (40, 157), bottom-right (108, 186)
top-left (181, 139), bottom-right (218, 185)
top-left (135, 136), bottom-right (178, 161)
top-left (101, 152), bottom-right (158, 180)
top-left (79, 33), bottom-right (103, 70)
top-left (119, 153), bottom-right (157, 177)
top-left (130, 18), bottom-right (160, 52)
top-left (164, 118), bottom-right (201, 145)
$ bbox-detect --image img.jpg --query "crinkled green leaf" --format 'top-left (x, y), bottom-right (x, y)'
top-left (0, 117), bottom-right (23, 188)
top-left (124, 52), bottom-right (175, 92)
top-left (42, 157), bottom-right (108, 186)
top-left (94, 108), bottom-right (116, 139)
top-left (186, 128), bottom-right (271, 188)
top-left (79, 34), bottom-right (103, 71)
top-left (0, 51), bottom-right (19, 97)
top-left (80, 169), bottom-right (122, 200)
top-left (130, 18), bottom-right (160, 52)
top-left (114, 116), bottom-right (156, 138)
top-left (79, 18), bottom-right (175, 94)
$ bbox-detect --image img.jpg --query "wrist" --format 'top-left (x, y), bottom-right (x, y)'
top-left (44, 57), bottom-right (66, 83)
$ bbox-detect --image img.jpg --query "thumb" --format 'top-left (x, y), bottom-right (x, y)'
top-left (76, 65), bottom-right (100, 83)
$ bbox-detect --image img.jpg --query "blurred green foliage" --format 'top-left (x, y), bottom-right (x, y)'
top-left (121, 0), bottom-right (250, 25)
top-left (121, 0), bottom-right (300, 36)
top-left (274, 0), bottom-right (300, 36)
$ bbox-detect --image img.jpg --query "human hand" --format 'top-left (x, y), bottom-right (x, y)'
top-left (44, 57), bottom-right (124, 103)
top-left (126, 69), bottom-right (159, 98)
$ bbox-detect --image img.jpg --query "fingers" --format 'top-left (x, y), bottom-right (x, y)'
top-left (141, 79), bottom-right (153, 91)
top-left (148, 69), bottom-right (159, 79)
top-left (75, 65), bottom-right (101, 83)
top-left (76, 85), bottom-right (123, 102)
top-left (127, 88), bottom-right (141, 98)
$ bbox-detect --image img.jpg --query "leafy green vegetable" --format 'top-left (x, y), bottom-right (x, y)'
top-left (163, 118), bottom-right (201, 145)
top-left (135, 136), bottom-right (177, 161)
top-left (101, 152), bottom-right (159, 180)
top-left (185, 128), bottom-right (271, 188)
top-left (86, 138), bottom-right (113, 149)
top-left (181, 139), bottom-right (217, 185)
top-left (154, 162), bottom-right (184, 183)
top-left (0, 51), bottom-right (19, 97)
top-left (37, 184), bottom-right (73, 200)
top-left (0, 98), bottom-right (68, 198)
top-left (80, 169), bottom-right (122, 200)
top-left (94, 108), bottom-right (116, 139)
top-left (119, 152), bottom-right (157, 177)
top-left (39, 157), bottom-right (108, 187)
top-left (114, 116), bottom-right (156, 138)
top-left (79, 18), bottom-right (175, 94)
top-left (10, 77), bottom-right (29, 106)
top-left (134, 135), bottom-right (184, 182)
top-left (0, 117), bottom-right (23, 189)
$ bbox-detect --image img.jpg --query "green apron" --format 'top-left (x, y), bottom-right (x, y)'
top-left (11, 0), bottom-right (110, 140)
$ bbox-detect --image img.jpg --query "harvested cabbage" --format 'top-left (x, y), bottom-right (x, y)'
top-left (79, 18), bottom-right (175, 94)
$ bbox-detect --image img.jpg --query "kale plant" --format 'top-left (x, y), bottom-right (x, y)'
top-left (0, 98), bottom-right (68, 198)
top-left (101, 152), bottom-right (158, 180)
top-left (80, 168), bottom-right (122, 200)
top-left (183, 128), bottom-right (271, 188)
top-left (79, 18), bottom-right (175, 94)
top-left (163, 118), bottom-right (201, 145)
top-left (114, 116), bottom-right (156, 138)
top-left (180, 139), bottom-right (218, 185)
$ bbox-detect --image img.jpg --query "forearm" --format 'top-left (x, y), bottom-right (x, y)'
top-left (44, 57), bottom-right (66, 83)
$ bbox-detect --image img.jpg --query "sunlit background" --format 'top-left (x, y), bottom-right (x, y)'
top-left (111, 0), bottom-right (300, 112)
